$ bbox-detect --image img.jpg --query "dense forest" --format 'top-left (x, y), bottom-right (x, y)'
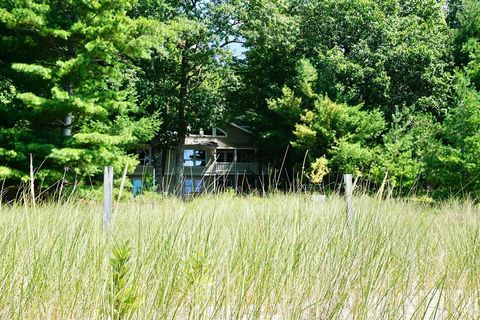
top-left (0, 0), bottom-right (479, 197)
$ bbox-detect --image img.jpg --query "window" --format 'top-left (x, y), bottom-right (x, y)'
top-left (237, 149), bottom-right (256, 163)
top-left (203, 127), bottom-right (213, 136)
top-left (202, 127), bottom-right (227, 137)
top-left (216, 149), bottom-right (235, 162)
top-left (184, 149), bottom-right (207, 167)
top-left (183, 178), bottom-right (203, 194)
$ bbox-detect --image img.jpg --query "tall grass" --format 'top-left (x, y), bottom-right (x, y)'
top-left (0, 194), bottom-right (479, 319)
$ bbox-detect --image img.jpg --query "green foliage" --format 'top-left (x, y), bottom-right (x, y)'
top-left (370, 109), bottom-right (437, 190)
top-left (182, 249), bottom-right (211, 287)
top-left (109, 241), bottom-right (138, 320)
top-left (232, 0), bottom-right (301, 164)
top-left (0, 0), bottom-right (162, 185)
top-left (300, 0), bottom-right (453, 116)
top-left (132, 0), bottom-right (243, 188)
top-left (455, 0), bottom-right (480, 72)
top-left (133, 0), bottom-right (240, 138)
top-left (422, 0), bottom-right (480, 197)
top-left (308, 156), bottom-right (329, 184)
top-left (0, 0), bottom-right (479, 197)
top-left (269, 60), bottom-right (385, 181)
top-left (330, 138), bottom-right (374, 176)
top-left (426, 76), bottom-right (480, 196)
top-left (235, 0), bottom-right (457, 195)
top-left (268, 86), bottom-right (302, 121)
top-left (258, 0), bottom-right (462, 192)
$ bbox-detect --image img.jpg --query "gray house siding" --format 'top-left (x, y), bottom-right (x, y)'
top-left (131, 123), bottom-right (262, 194)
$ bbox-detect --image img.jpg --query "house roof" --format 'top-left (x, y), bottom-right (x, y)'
top-left (187, 141), bottom-right (218, 148)
top-left (230, 122), bottom-right (253, 134)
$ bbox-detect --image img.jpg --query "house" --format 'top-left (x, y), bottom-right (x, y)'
top-left (130, 123), bottom-right (262, 194)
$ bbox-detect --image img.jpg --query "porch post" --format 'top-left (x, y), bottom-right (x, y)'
top-left (234, 149), bottom-right (238, 192)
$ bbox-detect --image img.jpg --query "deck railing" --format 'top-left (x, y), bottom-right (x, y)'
top-left (133, 161), bottom-right (260, 176)
top-left (214, 162), bottom-right (260, 174)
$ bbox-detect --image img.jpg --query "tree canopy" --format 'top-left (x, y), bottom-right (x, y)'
top-left (0, 0), bottom-right (163, 184)
top-left (0, 0), bottom-right (479, 198)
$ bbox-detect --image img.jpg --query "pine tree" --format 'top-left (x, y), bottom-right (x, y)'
top-left (0, 0), bottom-right (164, 185)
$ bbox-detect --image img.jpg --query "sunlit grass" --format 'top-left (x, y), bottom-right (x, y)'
top-left (0, 194), bottom-right (479, 319)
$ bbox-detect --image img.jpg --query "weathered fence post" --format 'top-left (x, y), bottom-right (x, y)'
top-left (103, 166), bottom-right (113, 230)
top-left (29, 154), bottom-right (36, 210)
top-left (344, 173), bottom-right (354, 226)
top-left (152, 168), bottom-right (156, 192)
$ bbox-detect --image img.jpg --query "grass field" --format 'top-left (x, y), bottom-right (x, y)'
top-left (0, 194), bottom-right (479, 319)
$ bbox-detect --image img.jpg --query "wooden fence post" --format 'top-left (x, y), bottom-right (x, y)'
top-left (344, 173), bottom-right (354, 226)
top-left (29, 154), bottom-right (36, 210)
top-left (103, 166), bottom-right (113, 230)
top-left (152, 168), bottom-right (156, 192)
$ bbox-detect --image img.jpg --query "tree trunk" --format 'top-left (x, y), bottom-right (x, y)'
top-left (63, 83), bottom-right (74, 136)
top-left (151, 137), bottom-right (163, 193)
top-left (174, 133), bottom-right (186, 196)
top-left (63, 113), bottom-right (72, 136)
top-left (173, 49), bottom-right (190, 197)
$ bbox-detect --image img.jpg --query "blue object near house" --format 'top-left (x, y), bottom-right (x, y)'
top-left (132, 178), bottom-right (143, 195)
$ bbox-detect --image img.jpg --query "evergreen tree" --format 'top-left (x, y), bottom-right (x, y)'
top-left (0, 0), bottom-right (163, 185)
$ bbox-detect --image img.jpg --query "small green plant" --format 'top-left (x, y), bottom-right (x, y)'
top-left (308, 156), bottom-right (329, 184)
top-left (183, 250), bottom-right (210, 286)
top-left (109, 241), bottom-right (138, 320)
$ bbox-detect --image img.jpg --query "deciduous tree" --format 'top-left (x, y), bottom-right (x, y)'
top-left (133, 0), bottom-right (242, 193)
